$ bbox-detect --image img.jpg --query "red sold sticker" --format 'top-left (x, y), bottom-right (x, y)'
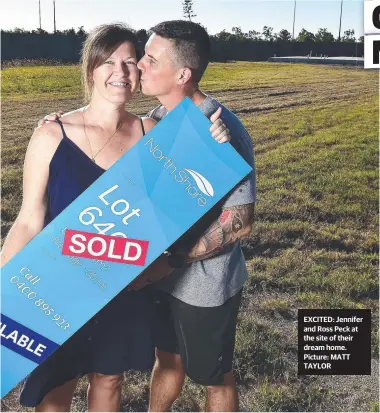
top-left (62, 229), bottom-right (149, 266)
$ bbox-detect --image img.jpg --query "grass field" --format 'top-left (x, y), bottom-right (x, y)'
top-left (1, 62), bottom-right (379, 412)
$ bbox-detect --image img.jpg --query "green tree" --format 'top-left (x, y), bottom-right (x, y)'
top-left (31, 28), bottom-right (49, 34)
top-left (76, 26), bottom-right (86, 36)
top-left (231, 26), bottom-right (246, 39)
top-left (314, 28), bottom-right (335, 42)
top-left (215, 30), bottom-right (234, 41)
top-left (296, 28), bottom-right (315, 42)
top-left (262, 26), bottom-right (274, 41)
top-left (62, 28), bottom-right (76, 35)
top-left (342, 29), bottom-right (355, 43)
top-left (247, 29), bottom-right (261, 40)
top-left (182, 0), bottom-right (196, 21)
top-left (276, 29), bottom-right (292, 41)
top-left (11, 27), bottom-right (27, 34)
top-left (358, 35), bottom-right (364, 43)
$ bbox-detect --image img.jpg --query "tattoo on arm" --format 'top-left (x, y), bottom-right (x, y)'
top-left (186, 203), bottom-right (255, 263)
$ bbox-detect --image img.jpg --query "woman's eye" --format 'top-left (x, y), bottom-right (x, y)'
top-left (104, 60), bottom-right (113, 65)
top-left (126, 61), bottom-right (137, 66)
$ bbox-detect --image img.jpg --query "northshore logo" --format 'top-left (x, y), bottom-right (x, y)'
top-left (144, 137), bottom-right (214, 207)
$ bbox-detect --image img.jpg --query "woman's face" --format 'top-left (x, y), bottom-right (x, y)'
top-left (92, 41), bottom-right (139, 104)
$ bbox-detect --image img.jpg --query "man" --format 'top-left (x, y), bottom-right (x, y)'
top-left (136, 21), bottom-right (256, 412)
top-left (40, 20), bottom-right (256, 412)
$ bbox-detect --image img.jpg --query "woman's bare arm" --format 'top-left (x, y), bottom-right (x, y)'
top-left (1, 123), bottom-right (61, 266)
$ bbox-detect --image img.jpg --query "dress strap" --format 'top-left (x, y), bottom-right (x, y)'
top-left (55, 119), bottom-right (68, 139)
top-left (140, 117), bottom-right (146, 136)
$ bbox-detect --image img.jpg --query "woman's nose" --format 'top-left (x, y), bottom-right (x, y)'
top-left (114, 62), bottom-right (129, 75)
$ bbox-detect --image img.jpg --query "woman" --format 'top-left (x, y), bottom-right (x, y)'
top-left (1, 24), bottom-right (229, 412)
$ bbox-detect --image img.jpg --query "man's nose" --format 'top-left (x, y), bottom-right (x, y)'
top-left (137, 58), bottom-right (145, 71)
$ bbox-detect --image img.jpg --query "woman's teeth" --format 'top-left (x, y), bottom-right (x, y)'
top-left (109, 82), bottom-right (129, 87)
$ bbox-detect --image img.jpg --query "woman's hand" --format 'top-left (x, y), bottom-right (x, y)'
top-left (209, 107), bottom-right (231, 143)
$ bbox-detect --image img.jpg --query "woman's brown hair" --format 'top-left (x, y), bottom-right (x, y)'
top-left (81, 23), bottom-right (140, 102)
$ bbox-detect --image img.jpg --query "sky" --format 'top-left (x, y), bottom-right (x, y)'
top-left (0, 0), bottom-right (364, 39)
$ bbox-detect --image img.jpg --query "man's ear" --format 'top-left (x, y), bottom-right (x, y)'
top-left (177, 67), bottom-right (192, 85)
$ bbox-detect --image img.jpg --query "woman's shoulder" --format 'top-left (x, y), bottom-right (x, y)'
top-left (59, 108), bottom-right (84, 124)
top-left (34, 108), bottom-right (82, 137)
top-left (32, 121), bottom-right (62, 147)
top-left (26, 122), bottom-right (63, 167)
top-left (36, 108), bottom-right (85, 143)
top-left (125, 113), bottom-right (156, 134)
top-left (30, 108), bottom-right (82, 158)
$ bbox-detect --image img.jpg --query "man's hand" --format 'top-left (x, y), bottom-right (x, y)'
top-left (209, 107), bottom-right (230, 143)
top-left (37, 111), bottom-right (64, 127)
top-left (127, 253), bottom-right (174, 291)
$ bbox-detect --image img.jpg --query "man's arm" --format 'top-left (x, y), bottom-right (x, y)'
top-left (183, 203), bottom-right (255, 264)
top-left (127, 202), bottom-right (255, 291)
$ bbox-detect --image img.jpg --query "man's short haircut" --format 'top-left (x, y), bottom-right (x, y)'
top-left (149, 20), bottom-right (211, 83)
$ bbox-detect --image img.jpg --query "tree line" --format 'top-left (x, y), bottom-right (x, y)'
top-left (218, 27), bottom-right (361, 43)
top-left (3, 0), bottom-right (362, 43)
top-left (2, 27), bottom-right (86, 36)
top-left (2, 26), bottom-right (362, 43)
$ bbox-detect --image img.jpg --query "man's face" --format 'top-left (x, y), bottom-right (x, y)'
top-left (137, 34), bottom-right (180, 97)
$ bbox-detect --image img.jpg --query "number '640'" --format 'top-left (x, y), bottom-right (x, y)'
top-left (78, 185), bottom-right (141, 238)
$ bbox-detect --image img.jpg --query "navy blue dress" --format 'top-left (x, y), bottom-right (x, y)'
top-left (20, 120), bottom-right (155, 407)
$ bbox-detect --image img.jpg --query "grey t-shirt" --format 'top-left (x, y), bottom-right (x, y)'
top-left (147, 95), bottom-right (256, 307)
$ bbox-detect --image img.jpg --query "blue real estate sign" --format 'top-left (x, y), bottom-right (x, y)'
top-left (1, 98), bottom-right (252, 397)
